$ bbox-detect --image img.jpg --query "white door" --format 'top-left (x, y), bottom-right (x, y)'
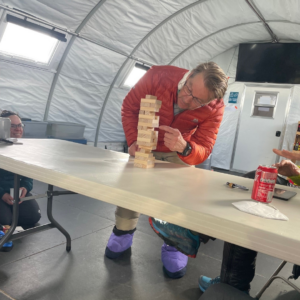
top-left (232, 86), bottom-right (291, 172)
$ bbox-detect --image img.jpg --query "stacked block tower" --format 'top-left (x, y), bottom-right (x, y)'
top-left (134, 95), bottom-right (162, 169)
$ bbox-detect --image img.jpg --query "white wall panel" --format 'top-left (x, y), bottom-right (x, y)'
top-left (0, 60), bottom-right (53, 120)
top-left (269, 22), bottom-right (300, 41)
top-left (135, 0), bottom-right (258, 65)
top-left (174, 23), bottom-right (270, 70)
top-left (81, 0), bottom-right (195, 55)
top-left (211, 82), bottom-right (245, 170)
top-left (48, 74), bottom-right (109, 142)
top-left (61, 38), bottom-right (126, 86)
top-left (282, 86), bottom-right (300, 155)
top-left (254, 0), bottom-right (300, 23)
top-left (97, 87), bottom-right (128, 142)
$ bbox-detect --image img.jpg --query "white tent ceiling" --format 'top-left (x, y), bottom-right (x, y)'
top-left (0, 0), bottom-right (299, 146)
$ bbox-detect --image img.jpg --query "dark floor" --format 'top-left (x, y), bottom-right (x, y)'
top-left (0, 180), bottom-right (299, 300)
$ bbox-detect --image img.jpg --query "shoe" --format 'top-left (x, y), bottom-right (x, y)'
top-left (0, 231), bottom-right (13, 252)
top-left (105, 232), bottom-right (134, 259)
top-left (198, 275), bottom-right (220, 292)
top-left (161, 243), bottom-right (188, 279)
top-left (149, 217), bottom-right (200, 257)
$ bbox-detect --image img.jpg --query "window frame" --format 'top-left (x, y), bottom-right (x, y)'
top-left (0, 11), bottom-right (68, 71)
top-left (251, 91), bottom-right (279, 119)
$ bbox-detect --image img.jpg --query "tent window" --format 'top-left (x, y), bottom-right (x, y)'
top-left (0, 22), bottom-right (59, 64)
top-left (252, 92), bottom-right (277, 118)
top-left (123, 63), bottom-right (150, 88)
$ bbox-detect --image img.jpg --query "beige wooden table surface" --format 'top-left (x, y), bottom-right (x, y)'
top-left (0, 139), bottom-right (299, 264)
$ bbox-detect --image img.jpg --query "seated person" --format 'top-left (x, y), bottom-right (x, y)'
top-left (198, 148), bottom-right (300, 293)
top-left (0, 110), bottom-right (41, 230)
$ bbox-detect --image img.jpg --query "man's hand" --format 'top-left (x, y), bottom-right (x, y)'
top-left (128, 141), bottom-right (139, 157)
top-left (273, 149), bottom-right (300, 161)
top-left (160, 125), bottom-right (187, 153)
top-left (2, 193), bottom-right (14, 205)
top-left (20, 187), bottom-right (27, 199)
top-left (273, 160), bottom-right (300, 177)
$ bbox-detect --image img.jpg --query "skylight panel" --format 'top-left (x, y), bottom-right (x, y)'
top-left (124, 66), bottom-right (147, 88)
top-left (0, 22), bottom-right (59, 64)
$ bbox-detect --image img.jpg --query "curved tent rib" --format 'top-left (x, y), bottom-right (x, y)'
top-left (93, 0), bottom-right (210, 146)
top-left (169, 21), bottom-right (262, 65)
top-left (245, 0), bottom-right (278, 42)
top-left (169, 20), bottom-right (300, 65)
top-left (43, 0), bottom-right (108, 121)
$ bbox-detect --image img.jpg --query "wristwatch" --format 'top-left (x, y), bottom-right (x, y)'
top-left (178, 142), bottom-right (192, 157)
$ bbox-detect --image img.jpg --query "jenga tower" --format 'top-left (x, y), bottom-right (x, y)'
top-left (134, 95), bottom-right (162, 169)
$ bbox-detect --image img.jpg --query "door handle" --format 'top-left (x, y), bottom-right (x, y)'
top-left (276, 131), bottom-right (281, 137)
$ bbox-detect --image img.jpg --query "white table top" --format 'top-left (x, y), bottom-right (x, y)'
top-left (0, 139), bottom-right (299, 264)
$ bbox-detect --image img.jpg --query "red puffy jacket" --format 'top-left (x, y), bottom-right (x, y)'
top-left (121, 65), bottom-right (224, 165)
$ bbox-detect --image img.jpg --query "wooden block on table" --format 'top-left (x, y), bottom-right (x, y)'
top-left (145, 95), bottom-right (157, 99)
top-left (135, 155), bottom-right (155, 162)
top-left (134, 162), bottom-right (154, 169)
top-left (134, 158), bottom-right (155, 168)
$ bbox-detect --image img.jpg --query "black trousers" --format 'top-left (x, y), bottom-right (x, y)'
top-left (0, 193), bottom-right (41, 229)
top-left (220, 170), bottom-right (300, 291)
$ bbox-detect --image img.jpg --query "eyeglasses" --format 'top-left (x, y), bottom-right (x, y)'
top-left (11, 123), bottom-right (24, 129)
top-left (182, 81), bottom-right (206, 107)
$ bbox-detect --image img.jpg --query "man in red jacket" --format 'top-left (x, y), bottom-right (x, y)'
top-left (105, 62), bottom-right (228, 278)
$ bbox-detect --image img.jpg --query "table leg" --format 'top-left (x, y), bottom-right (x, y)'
top-left (0, 174), bottom-right (20, 249)
top-left (47, 185), bottom-right (71, 252)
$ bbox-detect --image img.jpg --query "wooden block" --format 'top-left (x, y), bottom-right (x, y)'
top-left (139, 110), bottom-right (145, 115)
top-left (138, 118), bottom-right (152, 124)
top-left (135, 155), bottom-right (155, 162)
top-left (145, 95), bottom-right (157, 99)
top-left (145, 111), bottom-right (156, 116)
top-left (137, 137), bottom-right (156, 143)
top-left (138, 125), bottom-right (151, 130)
top-left (138, 148), bottom-right (152, 153)
top-left (135, 151), bottom-right (153, 158)
top-left (138, 120), bottom-right (159, 127)
top-left (141, 99), bottom-right (162, 106)
top-left (150, 103), bottom-right (161, 108)
top-left (136, 140), bottom-right (157, 147)
top-left (138, 130), bottom-right (156, 139)
top-left (134, 162), bottom-right (154, 169)
top-left (134, 158), bottom-right (155, 165)
top-left (139, 144), bottom-right (156, 150)
top-left (140, 106), bottom-right (160, 113)
top-left (141, 102), bottom-right (150, 107)
top-left (138, 114), bottom-right (156, 120)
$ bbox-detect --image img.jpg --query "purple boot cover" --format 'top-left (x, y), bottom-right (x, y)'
top-left (105, 232), bottom-right (134, 259)
top-left (161, 243), bottom-right (188, 278)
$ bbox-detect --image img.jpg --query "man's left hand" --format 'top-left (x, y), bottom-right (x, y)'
top-left (160, 125), bottom-right (187, 153)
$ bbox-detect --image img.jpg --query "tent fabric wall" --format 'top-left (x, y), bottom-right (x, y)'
top-left (0, 0), bottom-right (298, 168)
top-left (0, 60), bottom-right (53, 120)
top-left (0, 0), bottom-right (99, 30)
